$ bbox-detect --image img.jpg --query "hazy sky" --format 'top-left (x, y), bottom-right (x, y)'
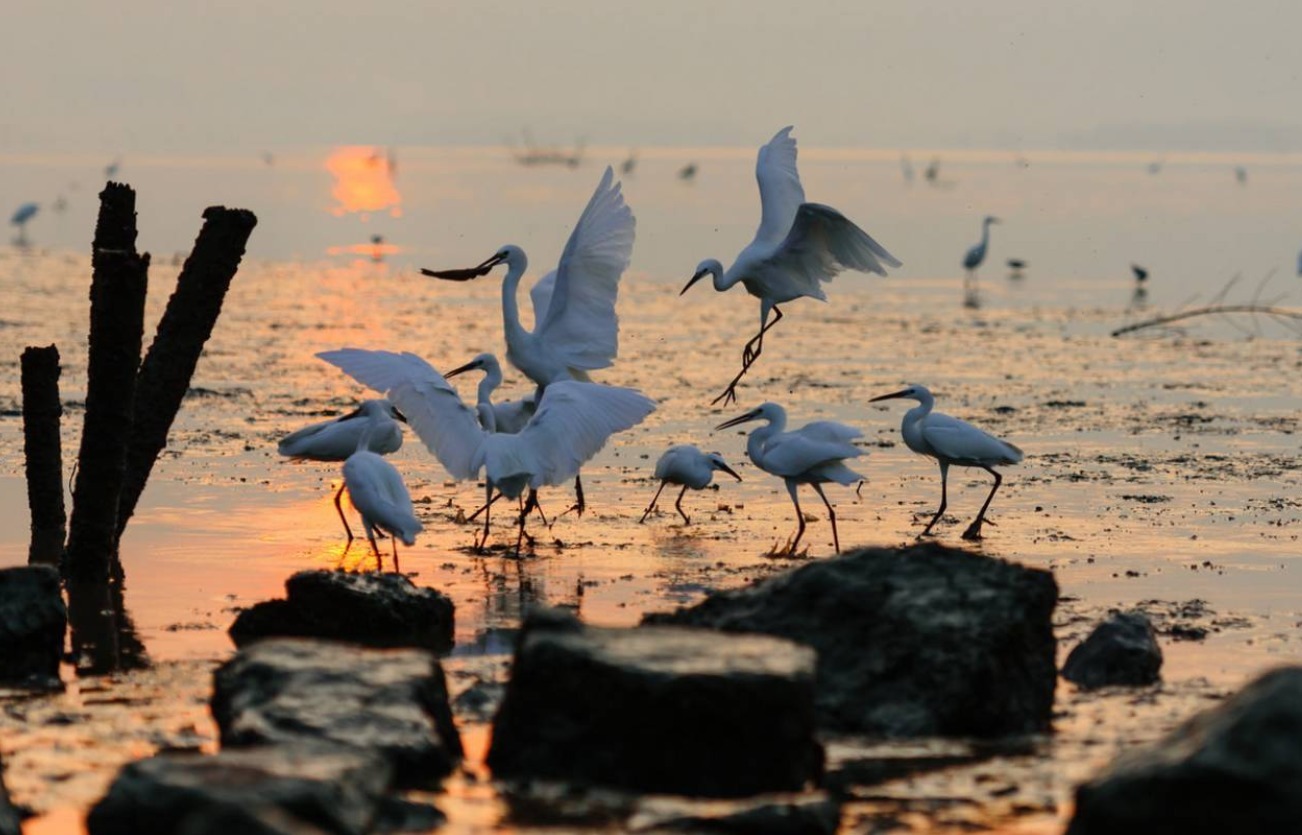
top-left (3, 0), bottom-right (1300, 154)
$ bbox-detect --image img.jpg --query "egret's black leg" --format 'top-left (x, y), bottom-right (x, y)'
top-left (742, 305), bottom-right (784, 367)
top-left (640, 480), bottom-right (668, 524)
top-left (474, 483), bottom-right (495, 553)
top-left (563, 473), bottom-right (586, 518)
top-left (962, 466), bottom-right (1003, 541)
top-left (920, 462), bottom-right (949, 538)
top-left (785, 481), bottom-right (806, 555)
top-left (390, 531), bottom-right (400, 572)
top-left (333, 482), bottom-right (354, 541)
top-left (468, 490), bottom-right (502, 522)
top-left (674, 485), bottom-right (691, 525)
top-left (811, 483), bottom-right (840, 554)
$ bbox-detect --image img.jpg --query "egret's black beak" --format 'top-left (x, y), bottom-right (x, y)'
top-left (445, 360), bottom-right (477, 379)
top-left (421, 252), bottom-right (507, 281)
top-left (869, 389), bottom-right (912, 403)
top-left (717, 461), bottom-right (743, 482)
top-left (391, 407), bottom-right (408, 424)
top-left (337, 407), bottom-right (363, 421)
top-left (715, 410), bottom-right (757, 431)
top-left (680, 268), bottom-right (709, 296)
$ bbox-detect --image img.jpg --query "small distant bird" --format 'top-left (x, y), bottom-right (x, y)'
top-left (924, 158), bottom-right (940, 184)
top-left (716, 402), bottom-right (864, 555)
top-left (640, 445), bottom-right (742, 525)
top-left (1131, 264), bottom-right (1148, 284)
top-left (104, 158), bottom-right (121, 179)
top-left (1007, 258), bottom-right (1026, 274)
top-left (963, 216), bottom-right (1000, 294)
top-left (51, 196), bottom-right (68, 214)
top-left (1235, 166), bottom-right (1247, 185)
top-left (678, 162), bottom-right (698, 181)
top-left (900, 153), bottom-right (915, 184)
top-left (277, 400), bottom-right (405, 541)
top-left (683, 126), bottom-right (900, 405)
top-left (1147, 160), bottom-right (1162, 175)
top-left (870, 384), bottom-right (1022, 540)
top-left (10, 202), bottom-right (39, 228)
top-left (342, 440), bottom-right (422, 567)
top-left (1297, 248), bottom-right (1302, 277)
top-left (621, 152), bottom-right (637, 176)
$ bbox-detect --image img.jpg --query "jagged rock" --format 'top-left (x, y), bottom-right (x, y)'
top-left (1, 753), bottom-right (21, 835)
top-left (1068, 666), bottom-right (1302, 834)
top-left (1062, 611), bottom-right (1162, 688)
top-left (86, 743), bottom-right (389, 835)
top-left (229, 571), bottom-right (454, 653)
top-left (211, 639), bottom-right (462, 787)
top-left (629, 792), bottom-right (841, 834)
top-left (487, 609), bottom-right (822, 797)
top-left (645, 543), bottom-right (1057, 737)
top-left (0, 565), bottom-right (66, 689)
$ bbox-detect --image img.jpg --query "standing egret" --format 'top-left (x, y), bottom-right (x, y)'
top-left (444, 352), bottom-right (537, 435)
top-left (682, 126), bottom-right (901, 405)
top-left (869, 384), bottom-right (1022, 541)
top-left (317, 348), bottom-right (655, 555)
top-left (342, 432), bottom-right (422, 569)
top-left (10, 202), bottom-right (39, 228)
top-left (715, 403), bottom-right (863, 556)
top-left (962, 216), bottom-right (999, 301)
top-left (421, 165), bottom-right (635, 514)
top-left (640, 445), bottom-right (741, 525)
top-left (277, 400), bottom-right (405, 541)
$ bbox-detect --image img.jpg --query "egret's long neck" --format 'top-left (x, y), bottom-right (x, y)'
top-left (713, 263), bottom-right (742, 292)
top-left (355, 419), bottom-right (376, 454)
top-left (476, 402), bottom-right (498, 434)
top-left (501, 260), bottom-right (529, 344)
top-left (902, 393), bottom-right (934, 433)
top-left (746, 413), bottom-right (784, 462)
top-left (476, 366), bottom-right (502, 409)
top-left (979, 221), bottom-right (992, 250)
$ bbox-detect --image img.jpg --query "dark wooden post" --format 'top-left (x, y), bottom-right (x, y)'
top-left (21, 345), bottom-right (65, 565)
top-left (65, 183), bottom-right (149, 582)
top-left (116, 207), bottom-right (258, 535)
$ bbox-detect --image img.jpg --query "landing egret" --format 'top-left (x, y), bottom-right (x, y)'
top-left (962, 216), bottom-right (999, 297)
top-left (422, 166), bottom-right (635, 514)
top-left (445, 352), bottom-right (537, 435)
top-left (277, 400), bottom-right (405, 540)
top-left (317, 348), bottom-right (655, 554)
top-left (342, 431), bottom-right (422, 568)
top-left (715, 403), bottom-right (863, 555)
top-left (640, 445), bottom-right (741, 525)
top-left (869, 384), bottom-right (1022, 541)
top-left (682, 127), bottom-right (901, 405)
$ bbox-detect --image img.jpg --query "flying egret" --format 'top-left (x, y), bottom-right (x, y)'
top-left (715, 402), bottom-right (863, 556)
top-left (317, 348), bottom-right (655, 555)
top-left (640, 445), bottom-right (741, 525)
top-left (277, 400), bottom-right (405, 541)
top-left (962, 216), bottom-right (999, 298)
top-left (342, 428), bottom-right (422, 569)
top-left (421, 166), bottom-right (635, 514)
top-left (682, 126), bottom-right (901, 405)
top-left (869, 384), bottom-right (1022, 541)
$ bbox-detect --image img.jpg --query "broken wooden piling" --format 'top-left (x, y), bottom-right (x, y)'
top-left (21, 345), bottom-right (65, 565)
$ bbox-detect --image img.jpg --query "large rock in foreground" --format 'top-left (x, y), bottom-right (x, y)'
top-left (1068, 666), bottom-right (1302, 834)
top-left (0, 565), bottom-right (66, 689)
top-left (229, 570), bottom-right (455, 653)
top-left (487, 609), bottom-right (822, 797)
top-left (1062, 611), bottom-right (1162, 689)
top-left (1, 754), bottom-right (20, 835)
top-left (86, 743), bottom-right (389, 835)
top-left (645, 543), bottom-right (1058, 737)
top-left (211, 638), bottom-right (462, 787)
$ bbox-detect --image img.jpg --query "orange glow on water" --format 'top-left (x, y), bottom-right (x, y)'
top-left (325, 146), bottom-right (402, 218)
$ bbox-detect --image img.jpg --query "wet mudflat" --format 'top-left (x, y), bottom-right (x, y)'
top-left (0, 243), bottom-right (1299, 833)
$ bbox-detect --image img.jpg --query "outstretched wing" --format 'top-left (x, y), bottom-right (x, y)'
top-left (527, 269), bottom-right (558, 327)
top-left (484, 381), bottom-right (655, 488)
top-left (316, 349), bottom-right (485, 480)
top-left (754, 126), bottom-right (806, 245)
top-left (535, 166), bottom-right (635, 370)
top-left (754, 202), bottom-right (902, 300)
top-left (921, 413), bottom-right (1023, 466)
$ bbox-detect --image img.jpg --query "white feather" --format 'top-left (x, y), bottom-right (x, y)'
top-left (754, 125), bottom-right (806, 245)
top-left (343, 451), bottom-right (422, 546)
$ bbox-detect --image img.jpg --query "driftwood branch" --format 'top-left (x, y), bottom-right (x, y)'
top-left (21, 345), bottom-right (65, 565)
top-left (1112, 304), bottom-right (1302, 337)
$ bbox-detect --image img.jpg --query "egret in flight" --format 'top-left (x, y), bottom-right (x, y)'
top-left (962, 216), bottom-right (999, 302)
top-left (682, 126), bottom-right (901, 405)
top-left (318, 348), bottom-right (655, 555)
top-left (716, 402), bottom-right (863, 556)
top-left (422, 166), bottom-right (635, 514)
top-left (870, 384), bottom-right (1022, 541)
top-left (640, 445), bottom-right (741, 525)
top-left (278, 400), bottom-right (405, 541)
top-left (343, 435), bottom-right (422, 570)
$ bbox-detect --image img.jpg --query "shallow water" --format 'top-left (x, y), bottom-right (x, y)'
top-left (1, 146), bottom-right (1300, 832)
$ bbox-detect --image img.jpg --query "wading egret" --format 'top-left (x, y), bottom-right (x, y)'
top-left (715, 402), bottom-right (863, 555)
top-left (640, 445), bottom-right (741, 525)
top-left (342, 433), bottom-right (422, 569)
top-left (422, 166), bottom-right (635, 515)
top-left (683, 127), bottom-right (901, 405)
top-left (869, 384), bottom-right (1022, 541)
top-left (277, 400), bottom-right (405, 540)
top-left (318, 348), bottom-right (655, 555)
top-left (1131, 264), bottom-right (1148, 285)
top-left (963, 216), bottom-right (999, 298)
top-left (10, 202), bottom-right (39, 228)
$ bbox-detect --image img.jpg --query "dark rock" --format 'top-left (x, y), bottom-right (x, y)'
top-left (371, 798), bottom-right (446, 833)
top-left (1, 754), bottom-right (21, 835)
top-left (1062, 611), bottom-right (1162, 688)
top-left (645, 543), bottom-right (1058, 737)
top-left (0, 565), bottom-right (67, 689)
top-left (487, 609), bottom-right (822, 797)
top-left (229, 571), bottom-right (454, 653)
top-left (211, 638), bottom-right (463, 787)
top-left (86, 743), bottom-right (389, 835)
top-left (630, 792), bottom-right (841, 834)
top-left (1068, 666), bottom-right (1302, 834)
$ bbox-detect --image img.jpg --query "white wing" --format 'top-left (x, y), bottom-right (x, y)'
top-left (754, 126), bottom-right (806, 245)
top-left (753, 203), bottom-right (901, 301)
top-left (761, 429), bottom-right (863, 479)
top-left (527, 270), bottom-right (558, 327)
top-left (316, 349), bottom-right (486, 480)
top-left (534, 166), bottom-right (635, 370)
top-left (921, 413), bottom-right (1023, 466)
top-left (484, 381), bottom-right (655, 488)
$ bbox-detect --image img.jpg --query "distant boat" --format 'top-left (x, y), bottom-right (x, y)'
top-left (511, 130), bottom-right (584, 168)
top-left (678, 162), bottom-right (698, 182)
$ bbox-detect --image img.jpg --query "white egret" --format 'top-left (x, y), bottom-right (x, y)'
top-left (421, 166), bottom-right (635, 514)
top-left (715, 403), bottom-right (863, 555)
top-left (869, 384), bottom-right (1022, 541)
top-left (962, 216), bottom-right (999, 298)
top-left (683, 127), bottom-right (901, 405)
top-left (317, 348), bottom-right (655, 554)
top-left (444, 352), bottom-right (537, 435)
top-left (342, 430), bottom-right (422, 569)
top-left (640, 445), bottom-right (741, 525)
top-left (277, 400), bottom-right (405, 541)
